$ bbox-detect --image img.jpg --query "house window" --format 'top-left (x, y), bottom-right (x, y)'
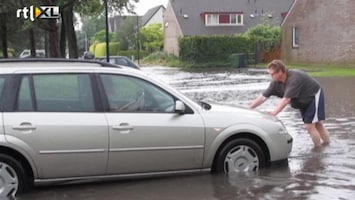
top-left (292, 26), bottom-right (299, 48)
top-left (205, 13), bottom-right (243, 26)
top-left (206, 14), bottom-right (219, 25)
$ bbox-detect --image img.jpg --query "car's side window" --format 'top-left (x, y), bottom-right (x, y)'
top-left (17, 74), bottom-right (95, 112)
top-left (100, 74), bottom-right (175, 113)
top-left (17, 76), bottom-right (34, 111)
top-left (0, 76), bottom-right (5, 107)
top-left (0, 77), bottom-right (4, 92)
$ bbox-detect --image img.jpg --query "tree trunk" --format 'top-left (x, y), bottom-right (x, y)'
top-left (36, 0), bottom-right (60, 58)
top-left (60, 12), bottom-right (66, 58)
top-left (63, 5), bottom-right (78, 58)
top-left (47, 19), bottom-right (60, 57)
top-left (0, 13), bottom-right (8, 58)
top-left (29, 28), bottom-right (36, 57)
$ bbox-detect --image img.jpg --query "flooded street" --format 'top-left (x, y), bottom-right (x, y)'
top-left (18, 66), bottom-right (355, 200)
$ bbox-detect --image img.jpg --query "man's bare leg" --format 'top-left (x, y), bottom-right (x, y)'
top-left (315, 121), bottom-right (330, 144)
top-left (305, 123), bottom-right (322, 147)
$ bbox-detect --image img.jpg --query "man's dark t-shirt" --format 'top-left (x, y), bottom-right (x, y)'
top-left (262, 69), bottom-right (320, 109)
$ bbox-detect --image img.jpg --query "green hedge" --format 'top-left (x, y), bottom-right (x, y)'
top-left (89, 42), bottom-right (149, 60)
top-left (179, 35), bottom-right (254, 63)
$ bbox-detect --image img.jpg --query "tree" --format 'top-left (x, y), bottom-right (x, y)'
top-left (0, 1), bottom-right (23, 58)
top-left (112, 16), bottom-right (139, 50)
top-left (0, 0), bottom-right (49, 58)
top-left (140, 23), bottom-right (163, 52)
top-left (78, 14), bottom-right (105, 55)
top-left (106, 0), bottom-right (139, 14)
top-left (92, 29), bottom-right (115, 43)
top-left (1, 0), bottom-right (140, 58)
top-left (244, 24), bottom-right (281, 42)
top-left (61, 0), bottom-right (139, 58)
top-left (0, 5), bottom-right (10, 58)
top-left (244, 24), bottom-right (282, 63)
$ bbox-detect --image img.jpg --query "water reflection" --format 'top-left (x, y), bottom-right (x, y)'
top-left (212, 163), bottom-right (293, 200)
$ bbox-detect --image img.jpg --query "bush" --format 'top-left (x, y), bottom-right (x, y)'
top-left (179, 35), bottom-right (254, 64)
top-left (90, 42), bottom-right (120, 57)
top-left (176, 24), bottom-right (281, 67)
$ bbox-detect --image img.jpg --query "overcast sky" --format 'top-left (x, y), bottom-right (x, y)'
top-left (133, 0), bottom-right (169, 15)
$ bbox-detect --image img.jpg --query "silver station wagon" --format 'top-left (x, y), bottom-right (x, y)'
top-left (0, 59), bottom-right (293, 197)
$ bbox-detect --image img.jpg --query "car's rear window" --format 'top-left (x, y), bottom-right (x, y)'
top-left (16, 74), bottom-right (96, 112)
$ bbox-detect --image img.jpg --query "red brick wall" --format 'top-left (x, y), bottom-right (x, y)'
top-left (281, 0), bottom-right (355, 65)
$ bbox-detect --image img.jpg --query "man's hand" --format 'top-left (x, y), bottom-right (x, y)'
top-left (250, 95), bottom-right (267, 109)
top-left (271, 97), bottom-right (291, 116)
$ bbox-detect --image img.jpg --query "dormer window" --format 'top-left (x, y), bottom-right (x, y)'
top-left (203, 12), bottom-right (244, 26)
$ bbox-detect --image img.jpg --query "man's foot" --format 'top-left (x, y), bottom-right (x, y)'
top-left (322, 141), bottom-right (330, 146)
top-left (312, 145), bottom-right (323, 153)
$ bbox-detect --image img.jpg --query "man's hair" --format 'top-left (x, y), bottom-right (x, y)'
top-left (267, 59), bottom-right (286, 73)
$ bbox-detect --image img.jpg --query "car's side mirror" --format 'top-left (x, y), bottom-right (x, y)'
top-left (175, 100), bottom-right (185, 114)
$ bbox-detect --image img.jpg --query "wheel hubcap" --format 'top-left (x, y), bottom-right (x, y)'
top-left (0, 162), bottom-right (18, 198)
top-left (224, 145), bottom-right (259, 174)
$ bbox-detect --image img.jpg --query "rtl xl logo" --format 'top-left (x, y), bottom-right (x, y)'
top-left (16, 6), bottom-right (60, 21)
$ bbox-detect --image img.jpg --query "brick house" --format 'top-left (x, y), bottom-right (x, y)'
top-left (281, 0), bottom-right (355, 64)
top-left (164, 0), bottom-right (293, 56)
top-left (141, 5), bottom-right (165, 27)
top-left (109, 5), bottom-right (165, 32)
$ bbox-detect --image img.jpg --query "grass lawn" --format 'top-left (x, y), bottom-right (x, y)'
top-left (143, 54), bottom-right (355, 77)
top-left (255, 63), bottom-right (355, 77)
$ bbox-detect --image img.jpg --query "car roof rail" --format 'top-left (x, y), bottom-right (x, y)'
top-left (0, 58), bottom-right (122, 69)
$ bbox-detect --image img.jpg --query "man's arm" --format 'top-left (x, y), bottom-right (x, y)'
top-left (271, 97), bottom-right (291, 116)
top-left (250, 95), bottom-right (268, 109)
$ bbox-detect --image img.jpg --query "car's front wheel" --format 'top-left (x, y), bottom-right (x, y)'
top-left (0, 154), bottom-right (29, 198)
top-left (215, 138), bottom-right (265, 175)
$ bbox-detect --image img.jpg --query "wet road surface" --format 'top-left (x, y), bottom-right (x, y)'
top-left (17, 66), bottom-right (355, 200)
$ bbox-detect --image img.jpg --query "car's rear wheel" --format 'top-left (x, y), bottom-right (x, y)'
top-left (0, 154), bottom-right (29, 198)
top-left (215, 138), bottom-right (265, 175)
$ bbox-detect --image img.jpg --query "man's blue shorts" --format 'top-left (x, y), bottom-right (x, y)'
top-left (300, 89), bottom-right (326, 124)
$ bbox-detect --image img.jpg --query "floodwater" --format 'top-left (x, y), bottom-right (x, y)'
top-left (17, 66), bottom-right (355, 200)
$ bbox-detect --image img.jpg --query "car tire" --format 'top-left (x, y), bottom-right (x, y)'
top-left (0, 154), bottom-right (30, 197)
top-left (215, 138), bottom-right (265, 175)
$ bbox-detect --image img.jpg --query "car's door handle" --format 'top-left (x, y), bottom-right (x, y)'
top-left (112, 123), bottom-right (134, 131)
top-left (112, 125), bottom-right (134, 131)
top-left (12, 122), bottom-right (37, 131)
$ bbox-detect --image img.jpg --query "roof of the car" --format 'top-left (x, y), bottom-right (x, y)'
top-left (95, 56), bottom-right (132, 61)
top-left (96, 56), bottom-right (128, 58)
top-left (0, 58), bottom-right (123, 68)
top-left (0, 58), bottom-right (144, 75)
